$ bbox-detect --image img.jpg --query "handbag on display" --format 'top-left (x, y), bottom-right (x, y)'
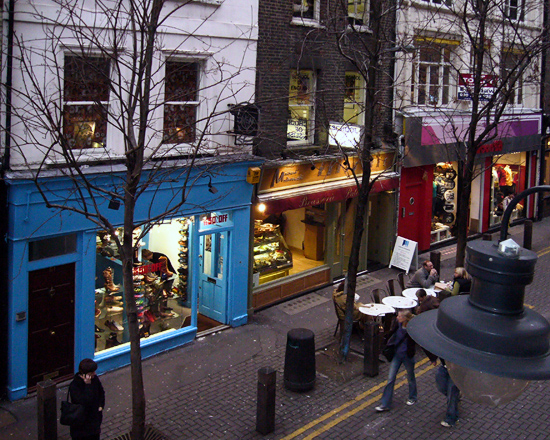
top-left (60, 388), bottom-right (86, 427)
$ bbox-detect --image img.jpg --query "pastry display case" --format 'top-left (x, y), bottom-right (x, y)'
top-left (253, 221), bottom-right (293, 283)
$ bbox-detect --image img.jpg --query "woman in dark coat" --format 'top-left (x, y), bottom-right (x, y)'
top-left (68, 358), bottom-right (105, 440)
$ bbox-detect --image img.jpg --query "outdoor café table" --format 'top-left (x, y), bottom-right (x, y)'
top-left (358, 303), bottom-right (395, 317)
top-left (382, 296), bottom-right (417, 309)
top-left (402, 288), bottom-right (437, 300)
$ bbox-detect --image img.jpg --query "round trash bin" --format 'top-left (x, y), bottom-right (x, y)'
top-left (284, 328), bottom-right (316, 391)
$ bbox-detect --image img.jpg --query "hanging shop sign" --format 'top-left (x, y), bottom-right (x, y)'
top-left (457, 73), bottom-right (497, 101)
top-left (230, 103), bottom-right (259, 136)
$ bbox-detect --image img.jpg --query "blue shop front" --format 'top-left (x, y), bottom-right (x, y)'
top-left (5, 161), bottom-right (258, 400)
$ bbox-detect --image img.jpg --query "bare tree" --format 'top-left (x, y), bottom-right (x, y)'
top-left (3, 0), bottom-right (255, 438)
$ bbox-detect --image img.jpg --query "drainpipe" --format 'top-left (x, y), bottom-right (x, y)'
top-left (1, 0), bottom-right (15, 174)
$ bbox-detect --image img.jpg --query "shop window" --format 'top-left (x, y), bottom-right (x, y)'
top-left (419, 0), bottom-right (452, 6)
top-left (490, 158), bottom-right (526, 226)
top-left (504, 0), bottom-right (524, 21)
top-left (501, 49), bottom-right (524, 105)
top-left (164, 61), bottom-right (200, 144)
top-left (344, 72), bottom-right (365, 126)
top-left (29, 234), bottom-right (77, 261)
top-left (348, 0), bottom-right (369, 27)
top-left (63, 55), bottom-right (110, 149)
top-left (94, 219), bottom-right (192, 352)
top-left (292, 0), bottom-right (319, 23)
top-left (432, 163), bottom-right (457, 244)
top-left (412, 40), bottom-right (456, 106)
top-left (288, 70), bottom-right (316, 145)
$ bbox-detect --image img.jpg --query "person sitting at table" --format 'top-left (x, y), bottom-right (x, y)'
top-left (332, 281), bottom-right (369, 329)
top-left (415, 289), bottom-right (440, 315)
top-left (406, 260), bottom-right (439, 289)
top-left (446, 267), bottom-right (471, 296)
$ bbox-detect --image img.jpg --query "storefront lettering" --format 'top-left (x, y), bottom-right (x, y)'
top-left (270, 170), bottom-right (304, 188)
top-left (298, 193), bottom-right (337, 207)
top-left (133, 262), bottom-right (163, 275)
top-left (477, 140), bottom-right (503, 154)
top-left (202, 213), bottom-right (229, 225)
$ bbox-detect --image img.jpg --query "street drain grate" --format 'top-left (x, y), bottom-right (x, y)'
top-left (279, 293), bottom-right (330, 315)
top-left (356, 274), bottom-right (381, 289)
top-left (109, 425), bottom-right (168, 440)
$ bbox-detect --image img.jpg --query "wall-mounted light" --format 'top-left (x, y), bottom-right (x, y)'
top-left (258, 203), bottom-right (266, 213)
top-left (208, 176), bottom-right (218, 194)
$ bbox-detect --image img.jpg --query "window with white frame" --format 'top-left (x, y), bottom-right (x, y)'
top-left (288, 69), bottom-right (315, 145)
top-left (292, 0), bottom-right (319, 22)
top-left (63, 55), bottom-right (110, 150)
top-left (412, 40), bottom-right (456, 106)
top-left (504, 0), bottom-right (524, 21)
top-left (501, 49), bottom-right (524, 105)
top-left (164, 61), bottom-right (200, 144)
top-left (344, 72), bottom-right (365, 126)
top-left (348, 0), bottom-right (369, 26)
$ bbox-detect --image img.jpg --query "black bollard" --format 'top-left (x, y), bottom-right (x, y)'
top-left (430, 251), bottom-right (441, 275)
top-left (283, 328), bottom-right (316, 391)
top-left (256, 367), bottom-right (276, 435)
top-left (524, 219), bottom-right (533, 250)
top-left (363, 321), bottom-right (381, 377)
top-left (37, 379), bottom-right (57, 440)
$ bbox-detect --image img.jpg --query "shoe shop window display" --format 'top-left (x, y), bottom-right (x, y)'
top-left (94, 220), bottom-right (192, 353)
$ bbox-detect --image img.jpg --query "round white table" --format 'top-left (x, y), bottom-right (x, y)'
top-left (402, 288), bottom-right (437, 300)
top-left (359, 303), bottom-right (395, 316)
top-left (382, 296), bottom-right (417, 309)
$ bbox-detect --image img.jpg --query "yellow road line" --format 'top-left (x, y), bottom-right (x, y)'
top-left (280, 357), bottom-right (432, 440)
top-left (537, 246), bottom-right (550, 257)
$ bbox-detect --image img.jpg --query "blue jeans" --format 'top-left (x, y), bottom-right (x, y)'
top-left (380, 353), bottom-right (417, 408)
top-left (435, 365), bottom-right (460, 424)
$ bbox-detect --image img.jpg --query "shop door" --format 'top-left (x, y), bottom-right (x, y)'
top-left (398, 167), bottom-right (433, 251)
top-left (28, 263), bottom-right (75, 389)
top-left (198, 232), bottom-right (227, 323)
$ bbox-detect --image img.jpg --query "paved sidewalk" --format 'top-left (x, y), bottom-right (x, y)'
top-left (1, 218), bottom-right (550, 440)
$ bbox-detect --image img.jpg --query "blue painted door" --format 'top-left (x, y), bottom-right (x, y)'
top-left (198, 231), bottom-right (228, 323)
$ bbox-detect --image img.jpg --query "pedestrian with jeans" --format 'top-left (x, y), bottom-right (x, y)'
top-left (435, 359), bottom-right (460, 427)
top-left (376, 310), bottom-right (417, 412)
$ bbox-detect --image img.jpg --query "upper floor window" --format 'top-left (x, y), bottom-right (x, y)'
top-left (412, 40), bottom-right (457, 106)
top-left (288, 69), bottom-right (315, 145)
top-left (420, 0), bottom-right (452, 6)
top-left (501, 49), bottom-right (524, 105)
top-left (292, 0), bottom-right (319, 23)
top-left (348, 0), bottom-right (369, 26)
top-left (164, 61), bottom-right (200, 144)
top-left (344, 72), bottom-right (365, 126)
top-left (504, 0), bottom-right (524, 21)
top-left (63, 55), bottom-right (110, 150)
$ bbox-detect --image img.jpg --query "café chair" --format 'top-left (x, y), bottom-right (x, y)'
top-left (332, 299), bottom-right (360, 339)
top-left (387, 279), bottom-right (402, 296)
top-left (371, 288), bottom-right (388, 304)
top-left (397, 272), bottom-right (409, 291)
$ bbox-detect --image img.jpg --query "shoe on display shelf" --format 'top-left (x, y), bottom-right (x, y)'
top-left (107, 306), bottom-right (124, 313)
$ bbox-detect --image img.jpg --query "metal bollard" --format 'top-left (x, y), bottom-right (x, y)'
top-left (430, 251), bottom-right (441, 275)
top-left (256, 367), bottom-right (276, 435)
top-left (524, 219), bottom-right (533, 250)
top-left (363, 320), bottom-right (381, 377)
top-left (37, 379), bottom-right (57, 440)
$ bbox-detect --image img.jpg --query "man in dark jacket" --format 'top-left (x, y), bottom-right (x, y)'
top-left (415, 289), bottom-right (440, 315)
top-left (68, 358), bottom-right (105, 440)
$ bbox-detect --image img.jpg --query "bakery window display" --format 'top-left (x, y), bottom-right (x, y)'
top-left (253, 221), bottom-right (293, 283)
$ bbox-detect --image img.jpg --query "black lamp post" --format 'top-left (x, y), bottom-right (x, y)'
top-left (408, 185), bottom-right (550, 406)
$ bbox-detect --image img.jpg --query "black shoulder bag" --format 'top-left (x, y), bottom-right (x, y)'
top-left (60, 387), bottom-right (86, 427)
top-left (382, 334), bottom-right (407, 362)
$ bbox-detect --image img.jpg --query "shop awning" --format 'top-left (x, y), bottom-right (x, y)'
top-left (257, 174), bottom-right (399, 215)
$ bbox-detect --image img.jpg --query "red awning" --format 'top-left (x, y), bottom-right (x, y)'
top-left (260, 177), bottom-right (399, 214)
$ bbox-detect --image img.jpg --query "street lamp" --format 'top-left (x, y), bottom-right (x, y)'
top-left (408, 185), bottom-right (550, 406)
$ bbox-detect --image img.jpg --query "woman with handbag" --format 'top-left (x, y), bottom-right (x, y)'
top-left (67, 358), bottom-right (105, 440)
top-left (375, 310), bottom-right (417, 412)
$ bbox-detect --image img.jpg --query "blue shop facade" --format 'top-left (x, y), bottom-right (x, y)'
top-left (5, 161), bottom-right (259, 400)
